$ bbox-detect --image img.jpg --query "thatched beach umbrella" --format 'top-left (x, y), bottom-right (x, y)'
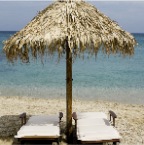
top-left (3, 0), bottom-right (136, 140)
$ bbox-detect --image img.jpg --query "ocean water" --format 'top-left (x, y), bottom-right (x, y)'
top-left (0, 31), bottom-right (144, 104)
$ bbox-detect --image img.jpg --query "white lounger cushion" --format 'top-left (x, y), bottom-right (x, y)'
top-left (15, 115), bottom-right (60, 138)
top-left (76, 112), bottom-right (107, 119)
top-left (77, 126), bottom-right (121, 141)
top-left (76, 112), bottom-right (121, 142)
top-left (26, 115), bottom-right (59, 126)
top-left (77, 118), bottom-right (110, 126)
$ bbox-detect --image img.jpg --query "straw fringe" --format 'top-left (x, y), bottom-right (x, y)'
top-left (3, 0), bottom-right (136, 62)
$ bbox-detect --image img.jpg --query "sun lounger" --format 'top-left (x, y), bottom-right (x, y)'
top-left (72, 111), bottom-right (121, 144)
top-left (15, 112), bottom-right (63, 143)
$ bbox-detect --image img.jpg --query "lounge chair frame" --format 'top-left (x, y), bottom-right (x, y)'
top-left (17, 112), bottom-right (63, 144)
top-left (72, 111), bottom-right (120, 145)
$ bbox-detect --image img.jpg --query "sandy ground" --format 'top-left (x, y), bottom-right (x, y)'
top-left (0, 96), bottom-right (144, 145)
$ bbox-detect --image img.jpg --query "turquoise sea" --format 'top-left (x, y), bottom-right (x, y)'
top-left (0, 31), bottom-right (144, 104)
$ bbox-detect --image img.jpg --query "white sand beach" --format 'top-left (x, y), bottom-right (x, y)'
top-left (0, 96), bottom-right (144, 145)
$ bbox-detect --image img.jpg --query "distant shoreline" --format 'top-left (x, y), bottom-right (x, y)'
top-left (1, 86), bottom-right (144, 105)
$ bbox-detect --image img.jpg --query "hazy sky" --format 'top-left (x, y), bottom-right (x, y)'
top-left (0, 1), bottom-right (144, 33)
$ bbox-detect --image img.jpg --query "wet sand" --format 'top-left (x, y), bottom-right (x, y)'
top-left (0, 96), bottom-right (144, 145)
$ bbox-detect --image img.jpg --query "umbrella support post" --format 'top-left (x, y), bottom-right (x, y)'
top-left (66, 39), bottom-right (73, 142)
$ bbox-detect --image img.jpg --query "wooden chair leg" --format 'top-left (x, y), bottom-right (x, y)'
top-left (20, 140), bottom-right (25, 145)
top-left (113, 142), bottom-right (117, 145)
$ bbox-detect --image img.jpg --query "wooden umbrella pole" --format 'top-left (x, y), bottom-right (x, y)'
top-left (66, 38), bottom-right (73, 141)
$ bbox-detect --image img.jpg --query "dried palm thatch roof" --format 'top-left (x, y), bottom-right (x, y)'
top-left (3, 0), bottom-right (136, 62)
